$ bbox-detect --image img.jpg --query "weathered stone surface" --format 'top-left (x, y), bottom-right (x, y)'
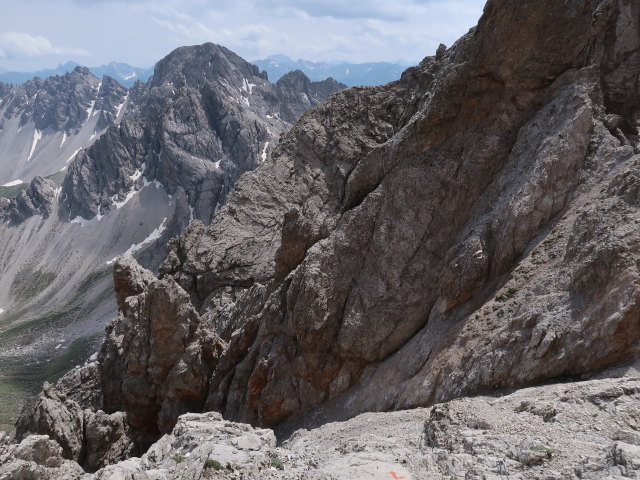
top-left (0, 435), bottom-right (85, 480)
top-left (99, 258), bottom-right (226, 446)
top-left (14, 383), bottom-right (85, 461)
top-left (83, 410), bottom-right (134, 472)
top-left (12, 379), bottom-right (135, 472)
top-left (6, 373), bottom-right (638, 479)
top-left (0, 177), bottom-right (56, 225)
top-left (54, 361), bottom-right (103, 411)
top-left (153, 0), bottom-right (640, 429)
top-left (0, 66), bottom-right (126, 133)
top-left (9, 0), bottom-right (640, 473)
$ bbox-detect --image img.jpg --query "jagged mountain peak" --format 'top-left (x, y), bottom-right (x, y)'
top-left (59, 42), bottom-right (345, 224)
top-left (148, 42), bottom-right (267, 91)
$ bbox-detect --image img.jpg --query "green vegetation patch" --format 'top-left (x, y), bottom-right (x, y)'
top-left (0, 183), bottom-right (27, 199)
top-left (0, 334), bottom-right (98, 433)
top-left (270, 454), bottom-right (284, 470)
top-left (0, 309), bottom-right (71, 344)
top-left (44, 171), bottom-right (66, 185)
top-left (205, 459), bottom-right (223, 470)
top-left (10, 265), bottom-right (58, 304)
top-left (531, 445), bottom-right (560, 456)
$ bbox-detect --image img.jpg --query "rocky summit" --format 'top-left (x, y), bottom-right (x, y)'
top-left (2, 0), bottom-right (640, 479)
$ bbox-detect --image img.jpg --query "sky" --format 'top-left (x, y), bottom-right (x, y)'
top-left (0, 0), bottom-right (486, 72)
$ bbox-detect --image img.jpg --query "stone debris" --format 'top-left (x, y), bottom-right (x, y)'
top-left (3, 374), bottom-right (640, 479)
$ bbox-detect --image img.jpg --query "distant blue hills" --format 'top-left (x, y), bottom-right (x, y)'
top-left (0, 61), bottom-right (154, 87)
top-left (0, 54), bottom-right (411, 88)
top-left (252, 54), bottom-right (411, 86)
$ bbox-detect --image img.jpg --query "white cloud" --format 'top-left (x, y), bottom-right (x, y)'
top-left (0, 0), bottom-right (485, 70)
top-left (143, 0), bottom-right (484, 64)
top-left (0, 32), bottom-right (90, 59)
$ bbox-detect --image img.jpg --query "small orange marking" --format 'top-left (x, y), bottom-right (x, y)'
top-left (389, 473), bottom-right (406, 480)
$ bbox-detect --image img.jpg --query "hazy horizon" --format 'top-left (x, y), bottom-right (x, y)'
top-left (0, 0), bottom-right (485, 72)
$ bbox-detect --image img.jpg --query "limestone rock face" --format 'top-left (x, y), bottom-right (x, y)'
top-left (13, 381), bottom-right (135, 472)
top-left (0, 177), bottom-right (56, 225)
top-left (15, 383), bottom-right (85, 461)
top-left (99, 256), bottom-right (226, 445)
top-left (155, 0), bottom-right (640, 429)
top-left (0, 435), bottom-right (85, 480)
top-left (10, 0), bottom-right (640, 471)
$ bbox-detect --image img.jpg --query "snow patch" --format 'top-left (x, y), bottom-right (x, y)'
top-left (0, 308), bottom-right (4, 315)
top-left (86, 100), bottom-right (96, 118)
top-left (129, 163), bottom-right (145, 181)
top-left (143, 176), bottom-right (164, 190)
top-left (66, 148), bottom-right (81, 164)
top-left (106, 217), bottom-right (168, 265)
top-left (2, 179), bottom-right (23, 187)
top-left (71, 216), bottom-right (89, 226)
top-left (60, 131), bottom-right (67, 147)
top-left (189, 205), bottom-right (195, 222)
top-left (115, 93), bottom-right (129, 119)
top-left (27, 129), bottom-right (42, 162)
top-left (260, 141), bottom-right (270, 163)
top-left (242, 78), bottom-right (256, 95)
top-left (112, 189), bottom-right (138, 209)
top-left (123, 73), bottom-right (137, 81)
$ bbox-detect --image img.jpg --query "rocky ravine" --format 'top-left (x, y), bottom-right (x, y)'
top-left (0, 45), bottom-right (343, 433)
top-left (5, 0), bottom-right (640, 476)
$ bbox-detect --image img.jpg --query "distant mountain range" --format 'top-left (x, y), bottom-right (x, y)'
top-left (252, 54), bottom-right (410, 86)
top-left (0, 55), bottom-right (410, 89)
top-left (0, 62), bottom-right (154, 87)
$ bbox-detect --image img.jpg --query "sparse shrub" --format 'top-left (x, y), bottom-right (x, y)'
top-left (173, 455), bottom-right (184, 464)
top-left (205, 459), bottom-right (223, 470)
top-left (531, 445), bottom-right (560, 457)
top-left (270, 454), bottom-right (284, 470)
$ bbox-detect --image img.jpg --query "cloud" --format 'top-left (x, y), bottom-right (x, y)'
top-left (0, 32), bottom-right (90, 58)
top-left (259, 0), bottom-right (454, 21)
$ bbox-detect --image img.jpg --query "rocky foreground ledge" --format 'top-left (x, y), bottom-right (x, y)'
top-left (2, 371), bottom-right (640, 479)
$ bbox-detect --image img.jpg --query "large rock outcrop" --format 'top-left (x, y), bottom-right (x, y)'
top-left (10, 0), bottom-right (640, 471)
top-left (152, 0), bottom-right (640, 429)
